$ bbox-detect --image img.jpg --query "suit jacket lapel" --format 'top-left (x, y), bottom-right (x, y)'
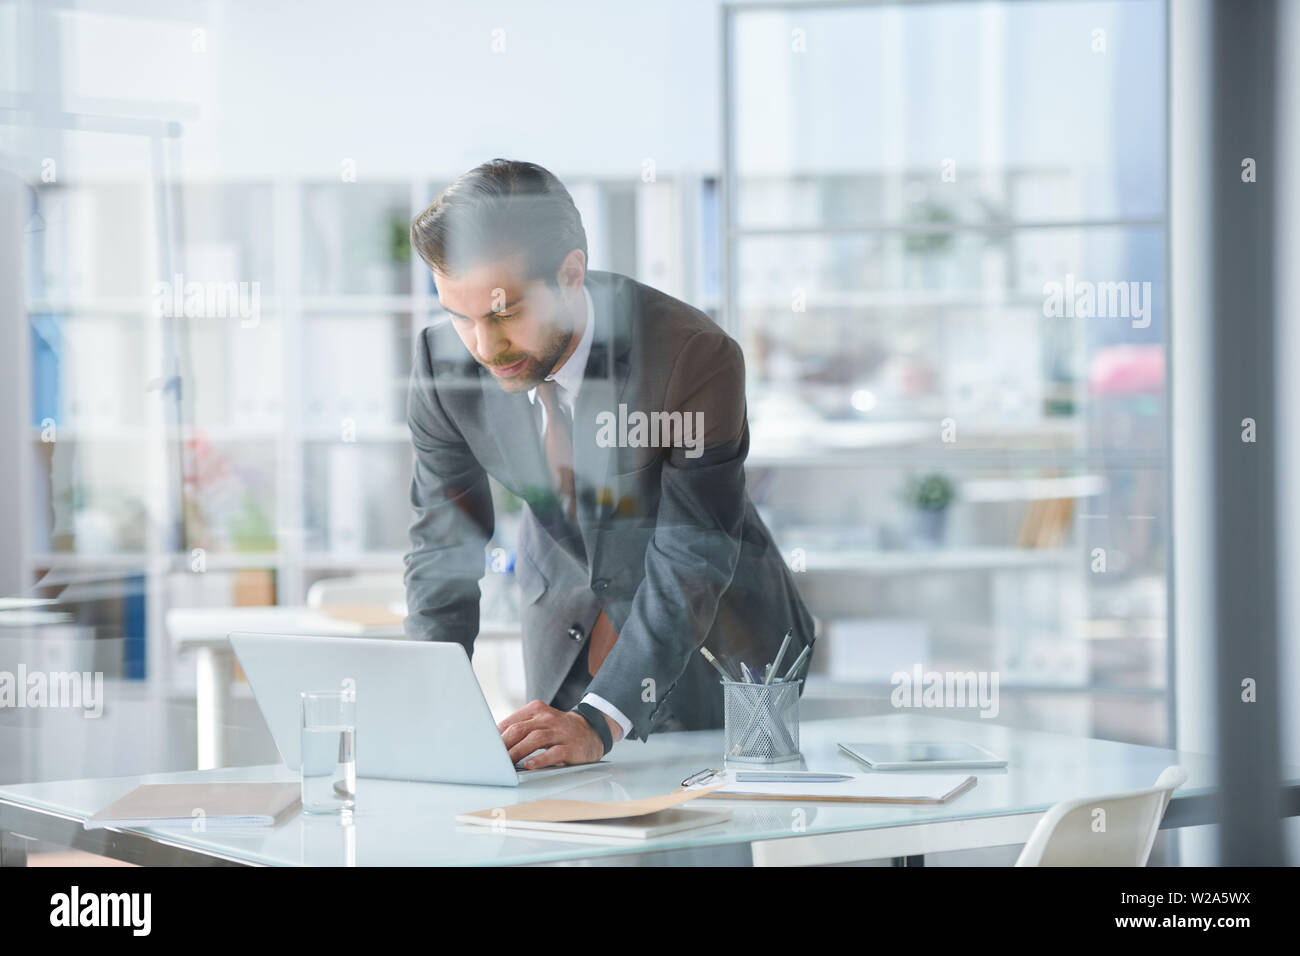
top-left (574, 273), bottom-right (634, 569)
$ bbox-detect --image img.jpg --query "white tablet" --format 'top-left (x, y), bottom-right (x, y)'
top-left (838, 741), bottom-right (1006, 771)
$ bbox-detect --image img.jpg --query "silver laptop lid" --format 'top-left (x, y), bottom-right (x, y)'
top-left (229, 632), bottom-right (520, 786)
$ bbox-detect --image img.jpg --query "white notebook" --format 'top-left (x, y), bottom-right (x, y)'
top-left (457, 807), bottom-right (732, 841)
top-left (86, 783), bottom-right (301, 829)
top-left (684, 771), bottom-right (976, 804)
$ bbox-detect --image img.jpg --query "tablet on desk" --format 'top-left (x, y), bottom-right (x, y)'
top-left (838, 741), bottom-right (1006, 771)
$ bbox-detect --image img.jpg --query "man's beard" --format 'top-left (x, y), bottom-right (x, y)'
top-left (485, 325), bottom-right (573, 393)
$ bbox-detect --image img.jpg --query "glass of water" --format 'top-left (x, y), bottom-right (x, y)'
top-left (300, 690), bottom-right (356, 814)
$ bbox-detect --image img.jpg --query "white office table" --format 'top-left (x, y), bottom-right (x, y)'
top-left (3, 714), bottom-right (1297, 867)
top-left (166, 606), bottom-right (521, 769)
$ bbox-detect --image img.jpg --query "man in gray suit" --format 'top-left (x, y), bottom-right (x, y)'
top-left (404, 159), bottom-right (814, 768)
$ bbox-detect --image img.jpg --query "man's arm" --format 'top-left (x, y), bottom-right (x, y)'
top-left (403, 329), bottom-right (494, 653)
top-left (584, 329), bottom-right (749, 740)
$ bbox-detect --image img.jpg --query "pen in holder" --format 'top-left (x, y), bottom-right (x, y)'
top-left (722, 678), bottom-right (801, 763)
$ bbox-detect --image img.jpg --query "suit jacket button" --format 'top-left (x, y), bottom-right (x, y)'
top-left (592, 578), bottom-right (610, 592)
top-left (567, 625), bottom-right (584, 642)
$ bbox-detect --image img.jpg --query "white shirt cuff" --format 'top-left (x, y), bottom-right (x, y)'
top-left (580, 693), bottom-right (632, 742)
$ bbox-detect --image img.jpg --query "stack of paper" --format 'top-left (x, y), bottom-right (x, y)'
top-left (457, 784), bottom-right (731, 840)
top-left (684, 771), bottom-right (976, 804)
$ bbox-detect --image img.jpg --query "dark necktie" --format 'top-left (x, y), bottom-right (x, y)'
top-left (535, 379), bottom-right (576, 522)
top-left (535, 379), bottom-right (619, 676)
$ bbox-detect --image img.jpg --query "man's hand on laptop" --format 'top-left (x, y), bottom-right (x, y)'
top-left (498, 700), bottom-right (622, 768)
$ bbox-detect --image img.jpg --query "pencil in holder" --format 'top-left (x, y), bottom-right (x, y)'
top-left (722, 679), bottom-right (801, 763)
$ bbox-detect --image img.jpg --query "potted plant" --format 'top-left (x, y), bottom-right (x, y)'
top-left (900, 472), bottom-right (954, 548)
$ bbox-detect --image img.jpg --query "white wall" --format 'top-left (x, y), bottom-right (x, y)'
top-left (23, 0), bottom-right (1164, 186)
top-left (31, 0), bottom-right (722, 182)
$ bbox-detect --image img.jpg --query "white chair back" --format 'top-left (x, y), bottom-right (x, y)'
top-left (1015, 765), bottom-right (1189, 866)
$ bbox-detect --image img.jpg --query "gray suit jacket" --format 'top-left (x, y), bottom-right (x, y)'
top-left (403, 270), bottom-right (815, 740)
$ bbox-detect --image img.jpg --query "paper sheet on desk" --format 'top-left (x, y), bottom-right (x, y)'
top-left (459, 783), bottom-right (725, 823)
top-left (684, 771), bottom-right (976, 804)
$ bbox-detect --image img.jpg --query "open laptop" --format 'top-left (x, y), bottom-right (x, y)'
top-left (229, 631), bottom-right (606, 786)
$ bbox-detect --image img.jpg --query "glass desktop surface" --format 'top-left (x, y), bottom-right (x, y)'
top-left (0, 714), bottom-right (1242, 867)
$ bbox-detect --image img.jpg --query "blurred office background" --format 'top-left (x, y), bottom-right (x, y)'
top-left (0, 0), bottom-right (1295, 863)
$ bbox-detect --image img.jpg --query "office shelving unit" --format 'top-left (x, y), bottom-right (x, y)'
top-left (719, 0), bottom-right (1170, 741)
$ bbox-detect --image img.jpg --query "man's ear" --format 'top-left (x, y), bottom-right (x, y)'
top-left (555, 248), bottom-right (586, 293)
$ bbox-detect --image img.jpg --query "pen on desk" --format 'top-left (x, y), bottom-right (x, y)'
top-left (699, 646), bottom-right (739, 683)
top-left (766, 629), bottom-right (794, 686)
top-left (735, 772), bottom-right (852, 783)
top-left (779, 643), bottom-right (812, 683)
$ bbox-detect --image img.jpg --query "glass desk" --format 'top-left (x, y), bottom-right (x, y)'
top-left (2, 714), bottom-right (1295, 867)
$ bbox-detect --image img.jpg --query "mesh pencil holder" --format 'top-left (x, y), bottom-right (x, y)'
top-left (722, 679), bottom-right (801, 763)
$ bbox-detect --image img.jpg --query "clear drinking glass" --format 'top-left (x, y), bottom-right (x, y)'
top-left (300, 690), bottom-right (356, 814)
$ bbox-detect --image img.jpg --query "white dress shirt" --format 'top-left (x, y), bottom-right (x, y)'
top-left (526, 284), bottom-right (633, 742)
